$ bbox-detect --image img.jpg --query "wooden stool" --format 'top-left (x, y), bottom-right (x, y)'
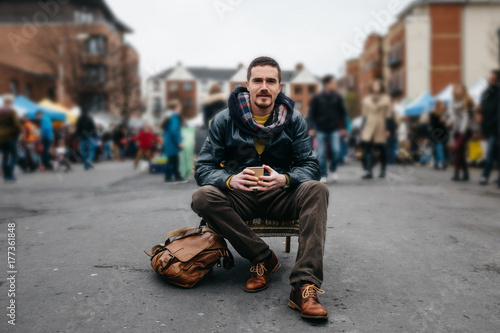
top-left (246, 218), bottom-right (300, 253)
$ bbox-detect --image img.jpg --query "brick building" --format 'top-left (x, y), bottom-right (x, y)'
top-left (401, 0), bottom-right (500, 98)
top-left (0, 62), bottom-right (55, 102)
top-left (386, 20), bottom-right (406, 100)
top-left (144, 62), bottom-right (320, 125)
top-left (0, 0), bottom-right (141, 118)
top-left (359, 33), bottom-right (384, 100)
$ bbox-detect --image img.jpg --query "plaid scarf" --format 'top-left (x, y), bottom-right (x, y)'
top-left (228, 87), bottom-right (294, 139)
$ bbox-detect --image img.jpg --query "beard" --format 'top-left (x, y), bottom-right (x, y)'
top-left (253, 94), bottom-right (273, 110)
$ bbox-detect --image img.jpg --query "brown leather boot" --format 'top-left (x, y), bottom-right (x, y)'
top-left (289, 284), bottom-right (328, 319)
top-left (244, 251), bottom-right (280, 293)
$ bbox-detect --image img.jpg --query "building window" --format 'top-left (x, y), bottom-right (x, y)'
top-left (85, 36), bottom-right (106, 55)
top-left (84, 94), bottom-right (107, 112)
top-left (24, 83), bottom-right (32, 98)
top-left (233, 83), bottom-right (242, 89)
top-left (184, 98), bottom-right (193, 109)
top-left (153, 97), bottom-right (162, 117)
top-left (294, 85), bottom-right (302, 95)
top-left (152, 80), bottom-right (161, 92)
top-left (184, 82), bottom-right (193, 91)
top-left (307, 84), bottom-right (316, 94)
top-left (74, 10), bottom-right (94, 23)
top-left (48, 87), bottom-right (56, 100)
top-left (9, 80), bottom-right (18, 95)
top-left (295, 101), bottom-right (303, 111)
top-left (85, 65), bottom-right (106, 84)
top-left (201, 80), bottom-right (208, 92)
top-left (169, 82), bottom-right (178, 92)
top-left (348, 74), bottom-right (354, 89)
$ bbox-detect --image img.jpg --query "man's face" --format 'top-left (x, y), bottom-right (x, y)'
top-left (325, 79), bottom-right (337, 92)
top-left (246, 65), bottom-right (282, 112)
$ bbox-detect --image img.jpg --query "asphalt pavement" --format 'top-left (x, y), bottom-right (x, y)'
top-left (0, 160), bottom-right (499, 333)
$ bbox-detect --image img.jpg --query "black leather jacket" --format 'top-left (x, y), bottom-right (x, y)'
top-left (195, 109), bottom-right (320, 189)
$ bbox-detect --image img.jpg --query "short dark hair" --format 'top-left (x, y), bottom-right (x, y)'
top-left (322, 75), bottom-right (335, 86)
top-left (247, 56), bottom-right (282, 83)
top-left (492, 69), bottom-right (500, 83)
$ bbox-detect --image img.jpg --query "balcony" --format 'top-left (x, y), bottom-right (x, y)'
top-left (389, 58), bottom-right (402, 68)
top-left (389, 86), bottom-right (403, 97)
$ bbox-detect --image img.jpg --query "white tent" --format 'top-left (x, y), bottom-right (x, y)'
top-left (468, 77), bottom-right (487, 105)
top-left (0, 96), bottom-right (27, 116)
top-left (394, 97), bottom-right (413, 117)
top-left (434, 84), bottom-right (453, 104)
top-left (185, 113), bottom-right (204, 128)
top-left (352, 116), bottom-right (363, 129)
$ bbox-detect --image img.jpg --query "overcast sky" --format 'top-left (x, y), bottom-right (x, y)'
top-left (107, 0), bottom-right (414, 79)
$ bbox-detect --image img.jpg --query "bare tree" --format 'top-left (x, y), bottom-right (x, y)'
top-left (28, 25), bottom-right (141, 123)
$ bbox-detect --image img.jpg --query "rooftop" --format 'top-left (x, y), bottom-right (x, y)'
top-left (0, 0), bottom-right (133, 32)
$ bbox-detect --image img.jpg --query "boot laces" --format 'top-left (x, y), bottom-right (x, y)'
top-left (250, 262), bottom-right (266, 276)
top-left (302, 284), bottom-right (325, 299)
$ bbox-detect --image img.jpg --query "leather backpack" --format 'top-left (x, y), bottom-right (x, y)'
top-left (145, 225), bottom-right (234, 288)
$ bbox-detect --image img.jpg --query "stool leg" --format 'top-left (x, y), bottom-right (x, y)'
top-left (285, 236), bottom-right (291, 253)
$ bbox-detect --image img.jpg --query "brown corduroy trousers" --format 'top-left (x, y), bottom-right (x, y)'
top-left (191, 180), bottom-right (329, 287)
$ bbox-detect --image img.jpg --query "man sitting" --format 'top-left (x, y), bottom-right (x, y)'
top-left (191, 56), bottom-right (329, 320)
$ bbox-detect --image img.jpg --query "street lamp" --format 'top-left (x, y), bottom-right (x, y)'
top-left (58, 33), bottom-right (89, 105)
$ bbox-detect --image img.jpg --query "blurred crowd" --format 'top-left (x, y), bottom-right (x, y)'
top-left (1, 70), bottom-right (499, 187)
top-left (0, 95), bottom-right (186, 183)
top-left (305, 69), bottom-right (500, 188)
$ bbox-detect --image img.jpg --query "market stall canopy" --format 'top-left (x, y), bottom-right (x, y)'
top-left (14, 96), bottom-right (66, 121)
top-left (352, 116), bottom-right (364, 129)
top-left (38, 99), bottom-right (78, 123)
top-left (434, 84), bottom-right (453, 105)
top-left (1, 96), bottom-right (27, 116)
top-left (468, 77), bottom-right (487, 105)
top-left (404, 93), bottom-right (434, 116)
top-left (394, 97), bottom-right (413, 117)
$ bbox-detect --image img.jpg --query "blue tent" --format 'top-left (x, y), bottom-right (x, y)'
top-left (14, 96), bottom-right (66, 121)
top-left (404, 93), bottom-right (435, 116)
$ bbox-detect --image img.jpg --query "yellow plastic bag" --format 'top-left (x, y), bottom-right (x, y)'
top-left (468, 140), bottom-right (483, 162)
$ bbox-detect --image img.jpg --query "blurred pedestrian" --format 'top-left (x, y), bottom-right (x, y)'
top-left (203, 83), bottom-right (227, 128)
top-left (447, 83), bottom-right (476, 181)
top-left (0, 94), bottom-right (21, 182)
top-left (429, 100), bottom-right (449, 170)
top-left (385, 105), bottom-right (399, 165)
top-left (112, 124), bottom-right (126, 161)
top-left (129, 123), bottom-right (159, 170)
top-left (478, 69), bottom-right (500, 186)
top-left (308, 75), bottom-right (347, 183)
top-left (126, 128), bottom-right (138, 159)
top-left (76, 111), bottom-right (96, 170)
top-left (101, 126), bottom-right (113, 161)
top-left (54, 138), bottom-right (71, 172)
top-left (19, 115), bottom-right (38, 172)
top-left (162, 100), bottom-right (184, 182)
top-left (360, 80), bottom-right (391, 179)
top-left (35, 110), bottom-right (54, 170)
